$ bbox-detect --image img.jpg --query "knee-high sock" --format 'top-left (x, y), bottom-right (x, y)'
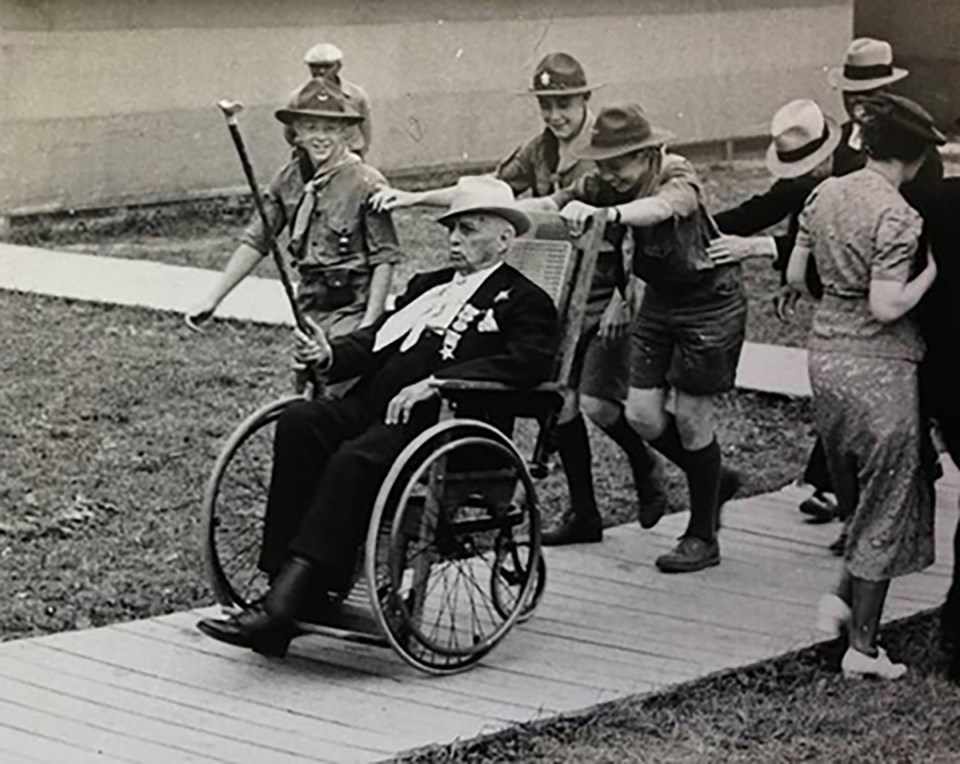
top-left (682, 439), bottom-right (721, 542)
top-left (647, 414), bottom-right (687, 471)
top-left (599, 408), bottom-right (658, 482)
top-left (556, 414), bottom-right (599, 522)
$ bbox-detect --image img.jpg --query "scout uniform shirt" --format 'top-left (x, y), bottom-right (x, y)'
top-left (496, 112), bottom-right (597, 198)
top-left (241, 153), bottom-right (402, 334)
top-left (552, 154), bottom-right (730, 298)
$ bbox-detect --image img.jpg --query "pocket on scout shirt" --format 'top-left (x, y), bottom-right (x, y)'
top-left (633, 207), bottom-right (716, 290)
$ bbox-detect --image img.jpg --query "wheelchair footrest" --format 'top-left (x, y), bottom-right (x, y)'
top-left (296, 601), bottom-right (387, 646)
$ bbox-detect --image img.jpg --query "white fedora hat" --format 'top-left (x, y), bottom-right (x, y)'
top-left (766, 100), bottom-right (842, 179)
top-left (828, 38), bottom-right (908, 92)
top-left (436, 176), bottom-right (531, 235)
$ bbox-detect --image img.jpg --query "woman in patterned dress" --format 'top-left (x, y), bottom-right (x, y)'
top-left (787, 93), bottom-right (945, 679)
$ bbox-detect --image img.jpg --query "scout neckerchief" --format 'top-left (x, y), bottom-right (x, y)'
top-left (287, 152), bottom-right (362, 256)
top-left (556, 111), bottom-right (595, 176)
top-left (373, 262), bottom-right (503, 354)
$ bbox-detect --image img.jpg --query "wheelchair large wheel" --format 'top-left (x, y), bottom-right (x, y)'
top-left (366, 419), bottom-right (543, 675)
top-left (201, 394), bottom-right (304, 609)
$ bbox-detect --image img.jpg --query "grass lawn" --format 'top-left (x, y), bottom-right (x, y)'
top-left (0, 290), bottom-right (813, 642)
top-left (3, 159), bottom-right (956, 763)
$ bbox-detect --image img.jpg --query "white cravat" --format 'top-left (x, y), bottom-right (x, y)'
top-left (373, 262), bottom-right (503, 353)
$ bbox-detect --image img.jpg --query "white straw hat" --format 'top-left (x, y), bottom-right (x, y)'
top-left (436, 177), bottom-right (531, 235)
top-left (765, 100), bottom-right (842, 179)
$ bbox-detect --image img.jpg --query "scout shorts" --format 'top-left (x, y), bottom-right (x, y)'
top-left (569, 296), bottom-right (630, 402)
top-left (629, 268), bottom-right (747, 396)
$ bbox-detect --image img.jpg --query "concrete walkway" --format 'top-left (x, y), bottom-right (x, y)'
top-left (0, 242), bottom-right (812, 397)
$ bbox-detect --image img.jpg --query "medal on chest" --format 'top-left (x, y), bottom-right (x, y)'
top-left (440, 303), bottom-right (481, 361)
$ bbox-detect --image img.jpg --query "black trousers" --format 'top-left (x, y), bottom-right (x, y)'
top-left (257, 396), bottom-right (437, 589)
top-left (802, 437), bottom-right (831, 493)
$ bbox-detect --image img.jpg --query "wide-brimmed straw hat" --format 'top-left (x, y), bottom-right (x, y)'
top-left (275, 79), bottom-right (363, 124)
top-left (860, 93), bottom-right (947, 145)
top-left (765, 100), bottom-right (842, 178)
top-left (575, 105), bottom-right (674, 161)
top-left (435, 176), bottom-right (531, 235)
top-left (519, 53), bottom-right (600, 97)
top-left (304, 43), bottom-right (343, 65)
top-left (828, 38), bottom-right (908, 92)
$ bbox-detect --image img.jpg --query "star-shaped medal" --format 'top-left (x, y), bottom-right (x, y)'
top-left (494, 289), bottom-right (512, 303)
top-left (441, 346), bottom-right (456, 360)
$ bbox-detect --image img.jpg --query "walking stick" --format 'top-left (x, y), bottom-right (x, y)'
top-left (216, 100), bottom-right (322, 395)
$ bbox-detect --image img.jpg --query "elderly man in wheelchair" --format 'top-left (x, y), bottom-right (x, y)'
top-left (197, 177), bottom-right (561, 662)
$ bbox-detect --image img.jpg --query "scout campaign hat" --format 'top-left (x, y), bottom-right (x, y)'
top-left (304, 43), bottom-right (343, 65)
top-left (521, 53), bottom-right (600, 97)
top-left (766, 100), bottom-right (842, 179)
top-left (436, 176), bottom-right (532, 235)
top-left (575, 104), bottom-right (675, 161)
top-left (860, 93), bottom-right (947, 145)
top-left (828, 38), bottom-right (908, 92)
top-left (275, 78), bottom-right (363, 124)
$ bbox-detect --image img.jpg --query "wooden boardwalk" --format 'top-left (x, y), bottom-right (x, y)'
top-left (1, 463), bottom-right (956, 764)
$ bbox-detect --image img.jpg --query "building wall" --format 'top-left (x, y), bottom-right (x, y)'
top-left (0, 0), bottom-right (852, 215)
top-left (854, 0), bottom-right (960, 126)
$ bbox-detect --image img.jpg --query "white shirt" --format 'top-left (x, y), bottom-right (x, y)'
top-left (373, 262), bottom-right (503, 353)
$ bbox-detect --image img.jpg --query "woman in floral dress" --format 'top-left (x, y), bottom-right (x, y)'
top-left (787, 93), bottom-right (944, 679)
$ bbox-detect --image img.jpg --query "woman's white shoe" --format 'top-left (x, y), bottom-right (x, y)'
top-left (841, 646), bottom-right (907, 679)
top-left (816, 593), bottom-right (851, 637)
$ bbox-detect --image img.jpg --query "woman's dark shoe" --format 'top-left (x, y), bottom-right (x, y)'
top-left (196, 555), bottom-right (318, 657)
top-left (829, 527), bottom-right (848, 556)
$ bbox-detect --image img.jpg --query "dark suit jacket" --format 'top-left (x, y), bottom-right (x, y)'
top-left (325, 263), bottom-right (559, 411)
top-left (714, 175), bottom-right (819, 290)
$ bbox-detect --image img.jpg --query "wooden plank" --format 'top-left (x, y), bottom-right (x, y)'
top-left (154, 611), bottom-right (602, 712)
top-left (0, 697), bottom-right (224, 764)
top-left (118, 616), bottom-right (554, 722)
top-left (0, 723), bottom-right (130, 764)
top-left (1, 643), bottom-right (390, 761)
top-left (23, 626), bottom-right (512, 752)
top-left (0, 654), bottom-right (375, 764)
top-left (0, 676), bottom-right (325, 764)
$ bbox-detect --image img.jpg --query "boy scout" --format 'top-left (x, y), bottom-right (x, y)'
top-left (371, 53), bottom-right (667, 546)
top-left (544, 104), bottom-right (743, 572)
top-left (186, 79), bottom-right (400, 340)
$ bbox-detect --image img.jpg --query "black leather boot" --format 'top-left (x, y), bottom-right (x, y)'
top-left (197, 556), bottom-right (317, 657)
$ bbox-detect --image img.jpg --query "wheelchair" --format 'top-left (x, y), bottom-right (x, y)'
top-left (200, 212), bottom-right (604, 674)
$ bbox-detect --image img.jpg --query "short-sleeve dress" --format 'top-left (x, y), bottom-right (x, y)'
top-left (796, 167), bottom-right (935, 581)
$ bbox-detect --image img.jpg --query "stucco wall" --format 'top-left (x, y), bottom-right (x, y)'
top-left (854, 0), bottom-right (960, 126)
top-left (0, 0), bottom-right (853, 215)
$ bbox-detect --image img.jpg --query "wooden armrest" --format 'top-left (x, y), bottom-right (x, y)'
top-left (430, 379), bottom-right (564, 394)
